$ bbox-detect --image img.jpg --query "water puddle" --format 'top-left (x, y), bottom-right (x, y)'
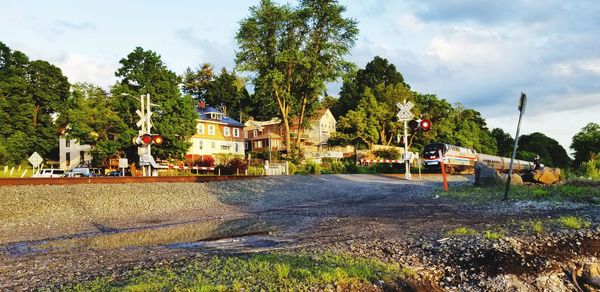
top-left (1, 216), bottom-right (293, 257)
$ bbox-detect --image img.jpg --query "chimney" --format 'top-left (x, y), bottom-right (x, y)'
top-left (198, 101), bottom-right (206, 109)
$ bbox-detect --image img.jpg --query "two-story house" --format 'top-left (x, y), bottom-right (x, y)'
top-left (187, 102), bottom-right (245, 160)
top-left (243, 117), bottom-right (284, 152)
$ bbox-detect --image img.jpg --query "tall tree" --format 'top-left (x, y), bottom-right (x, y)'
top-left (112, 47), bottom-right (197, 160)
top-left (57, 83), bottom-right (126, 164)
top-left (204, 68), bottom-right (251, 122)
top-left (333, 56), bottom-right (406, 117)
top-left (517, 132), bottom-right (571, 168)
top-left (491, 128), bottom-right (514, 157)
top-left (182, 63), bottom-right (214, 101)
top-left (291, 0), bottom-right (358, 149)
top-left (236, 0), bottom-right (298, 155)
top-left (571, 122), bottom-right (600, 166)
top-left (236, 0), bottom-right (358, 155)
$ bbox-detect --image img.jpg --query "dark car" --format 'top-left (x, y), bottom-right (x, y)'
top-left (107, 170), bottom-right (132, 177)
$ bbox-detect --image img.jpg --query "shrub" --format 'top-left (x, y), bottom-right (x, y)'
top-left (557, 216), bottom-right (591, 230)
top-left (303, 160), bottom-right (321, 175)
top-left (247, 165), bottom-right (263, 175)
top-left (199, 156), bottom-right (215, 167)
top-left (446, 227), bottom-right (478, 237)
top-left (288, 162), bottom-right (297, 175)
top-left (532, 220), bottom-right (543, 234)
top-left (372, 148), bottom-right (401, 160)
top-left (330, 161), bottom-right (345, 174)
top-left (216, 157), bottom-right (248, 175)
top-left (344, 160), bottom-right (358, 174)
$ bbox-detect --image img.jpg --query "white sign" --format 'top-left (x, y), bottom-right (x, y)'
top-left (396, 100), bottom-right (414, 121)
top-left (28, 152), bottom-right (43, 168)
top-left (119, 158), bottom-right (128, 168)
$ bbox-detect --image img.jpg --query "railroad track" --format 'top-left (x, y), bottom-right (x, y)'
top-left (0, 175), bottom-right (261, 186)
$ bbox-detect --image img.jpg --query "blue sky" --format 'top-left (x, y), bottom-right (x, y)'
top-left (2, 0), bottom-right (599, 153)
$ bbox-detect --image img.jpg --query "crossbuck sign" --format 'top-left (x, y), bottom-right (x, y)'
top-left (396, 100), bottom-right (414, 121)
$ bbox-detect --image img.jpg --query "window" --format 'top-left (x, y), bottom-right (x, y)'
top-left (253, 130), bottom-right (258, 137)
top-left (244, 130), bottom-right (248, 139)
top-left (233, 128), bottom-right (240, 137)
top-left (221, 145), bottom-right (231, 150)
top-left (223, 127), bottom-right (231, 137)
top-left (208, 125), bottom-right (215, 135)
top-left (257, 141), bottom-right (263, 148)
top-left (65, 139), bottom-right (71, 148)
top-left (198, 140), bottom-right (203, 150)
top-left (197, 123), bottom-right (205, 134)
top-left (235, 143), bottom-right (239, 152)
top-left (211, 142), bottom-right (216, 149)
top-left (245, 142), bottom-right (249, 150)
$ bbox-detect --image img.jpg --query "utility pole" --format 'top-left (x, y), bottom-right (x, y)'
top-left (504, 93), bottom-right (527, 200)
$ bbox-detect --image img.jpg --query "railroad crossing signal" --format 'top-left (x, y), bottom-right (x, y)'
top-left (396, 100), bottom-right (414, 121)
top-left (408, 119), bottom-right (432, 132)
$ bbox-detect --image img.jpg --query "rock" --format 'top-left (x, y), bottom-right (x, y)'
top-left (582, 262), bottom-right (600, 289)
top-left (475, 162), bottom-right (503, 186)
top-left (532, 167), bottom-right (562, 184)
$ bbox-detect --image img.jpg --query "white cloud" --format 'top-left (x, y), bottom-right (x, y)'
top-left (551, 58), bottom-right (600, 77)
top-left (54, 54), bottom-right (117, 90)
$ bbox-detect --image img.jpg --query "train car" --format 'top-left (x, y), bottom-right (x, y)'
top-left (422, 143), bottom-right (477, 173)
top-left (423, 143), bottom-right (535, 174)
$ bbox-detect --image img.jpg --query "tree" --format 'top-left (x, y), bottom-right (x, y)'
top-left (333, 56), bottom-right (407, 118)
top-left (330, 95), bottom-right (380, 149)
top-left (491, 128), bottom-right (514, 157)
top-left (112, 47), bottom-right (197, 160)
top-left (236, 0), bottom-right (358, 155)
top-left (571, 122), bottom-right (600, 166)
top-left (57, 83), bottom-right (126, 164)
top-left (182, 63), bottom-right (214, 101)
top-left (204, 68), bottom-right (252, 122)
top-left (517, 132), bottom-right (571, 168)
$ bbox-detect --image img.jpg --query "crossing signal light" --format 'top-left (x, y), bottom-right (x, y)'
top-left (152, 134), bottom-right (164, 146)
top-left (407, 119), bottom-right (432, 132)
top-left (420, 119), bottom-right (431, 132)
top-left (133, 134), bottom-right (164, 146)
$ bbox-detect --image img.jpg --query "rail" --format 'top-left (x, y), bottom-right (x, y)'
top-left (0, 175), bottom-right (261, 186)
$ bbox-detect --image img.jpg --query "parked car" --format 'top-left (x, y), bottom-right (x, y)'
top-left (32, 169), bottom-right (66, 178)
top-left (107, 170), bottom-right (132, 177)
top-left (68, 167), bottom-right (103, 177)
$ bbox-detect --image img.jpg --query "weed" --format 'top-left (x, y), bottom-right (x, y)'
top-left (532, 220), bottom-right (544, 234)
top-left (557, 216), bottom-right (592, 230)
top-left (446, 227), bottom-right (478, 237)
top-left (64, 252), bottom-right (413, 291)
top-left (484, 230), bottom-right (503, 240)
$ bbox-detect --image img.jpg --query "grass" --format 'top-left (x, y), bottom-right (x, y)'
top-left (63, 252), bottom-right (413, 291)
top-left (440, 182), bottom-right (600, 204)
top-left (557, 216), bottom-right (592, 230)
top-left (484, 229), bottom-right (505, 240)
top-left (0, 166), bottom-right (33, 178)
top-left (446, 227), bottom-right (478, 237)
top-left (532, 220), bottom-right (544, 234)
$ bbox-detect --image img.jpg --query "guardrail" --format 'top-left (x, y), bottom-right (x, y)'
top-left (0, 175), bottom-right (261, 186)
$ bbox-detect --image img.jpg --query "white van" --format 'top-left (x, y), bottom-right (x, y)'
top-left (32, 169), bottom-right (66, 178)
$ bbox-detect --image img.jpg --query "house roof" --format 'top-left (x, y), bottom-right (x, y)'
top-left (291, 108), bottom-right (333, 125)
top-left (197, 106), bottom-right (244, 127)
top-left (247, 132), bottom-right (283, 141)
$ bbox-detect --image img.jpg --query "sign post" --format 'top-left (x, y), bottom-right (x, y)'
top-left (396, 100), bottom-right (414, 180)
top-left (135, 94), bottom-right (160, 176)
top-left (28, 152), bottom-right (43, 175)
top-left (504, 93), bottom-right (527, 200)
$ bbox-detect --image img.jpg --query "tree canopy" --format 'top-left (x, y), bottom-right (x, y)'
top-left (571, 122), bottom-right (600, 166)
top-left (517, 132), bottom-right (571, 168)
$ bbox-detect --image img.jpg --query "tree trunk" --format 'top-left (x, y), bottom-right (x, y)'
top-left (274, 88), bottom-right (292, 156)
top-left (33, 105), bottom-right (40, 127)
top-left (294, 96), bottom-right (307, 150)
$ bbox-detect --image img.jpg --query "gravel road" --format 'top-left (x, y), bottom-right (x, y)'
top-left (0, 174), bottom-right (597, 291)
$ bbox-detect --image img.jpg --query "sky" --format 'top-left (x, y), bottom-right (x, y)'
top-left (1, 0), bottom-right (599, 154)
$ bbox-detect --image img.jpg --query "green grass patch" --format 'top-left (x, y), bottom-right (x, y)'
top-left (446, 227), bottom-right (478, 237)
top-left (64, 252), bottom-right (412, 291)
top-left (556, 216), bottom-right (592, 230)
top-left (484, 228), bottom-right (505, 240)
top-left (440, 182), bottom-right (600, 204)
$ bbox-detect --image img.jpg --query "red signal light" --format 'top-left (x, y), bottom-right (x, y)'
top-left (141, 134), bottom-right (153, 145)
top-left (152, 135), bottom-right (164, 146)
top-left (420, 119), bottom-right (431, 132)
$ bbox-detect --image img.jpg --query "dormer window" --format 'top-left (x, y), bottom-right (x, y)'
top-left (210, 113), bottom-right (223, 120)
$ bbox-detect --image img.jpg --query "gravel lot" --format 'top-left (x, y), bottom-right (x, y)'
top-left (0, 174), bottom-right (598, 290)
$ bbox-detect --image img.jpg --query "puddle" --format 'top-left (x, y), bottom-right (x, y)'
top-left (167, 235), bottom-right (286, 253)
top-left (1, 217), bottom-right (291, 257)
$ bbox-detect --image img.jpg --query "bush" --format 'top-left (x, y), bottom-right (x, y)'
top-left (247, 165), bottom-right (263, 175)
top-left (216, 157), bottom-right (248, 175)
top-left (330, 161), bottom-right (345, 174)
top-left (288, 162), bottom-right (297, 175)
top-left (344, 159), bottom-right (358, 174)
top-left (199, 156), bottom-right (215, 167)
top-left (372, 148), bottom-right (401, 160)
top-left (303, 160), bottom-right (321, 175)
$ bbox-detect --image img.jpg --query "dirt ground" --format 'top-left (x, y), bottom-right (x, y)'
top-left (0, 174), bottom-right (598, 291)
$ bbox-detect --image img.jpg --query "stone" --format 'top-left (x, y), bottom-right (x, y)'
top-left (582, 262), bottom-right (600, 289)
top-left (532, 168), bottom-right (562, 184)
top-left (474, 162), bottom-right (503, 186)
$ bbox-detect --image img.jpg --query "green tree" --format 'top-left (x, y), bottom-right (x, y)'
top-left (112, 47), bottom-right (197, 160)
top-left (333, 56), bottom-right (407, 118)
top-left (571, 122), bottom-right (600, 166)
top-left (330, 95), bottom-right (380, 149)
top-left (517, 132), bottom-right (571, 168)
top-left (491, 128), bottom-right (514, 157)
top-left (57, 83), bottom-right (126, 164)
top-left (204, 68), bottom-right (252, 122)
top-left (236, 0), bottom-right (358, 155)
top-left (182, 63), bottom-right (214, 101)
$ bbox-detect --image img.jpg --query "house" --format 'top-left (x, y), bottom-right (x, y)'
top-left (58, 128), bottom-right (92, 170)
top-left (187, 102), bottom-right (245, 160)
top-left (244, 109), bottom-right (337, 153)
top-left (292, 108), bottom-right (337, 149)
top-left (243, 117), bottom-right (285, 152)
